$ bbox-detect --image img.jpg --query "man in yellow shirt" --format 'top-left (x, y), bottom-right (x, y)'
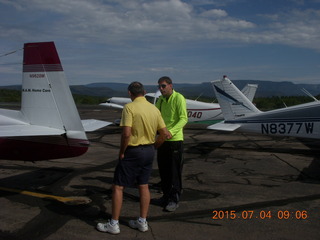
top-left (97, 82), bottom-right (169, 234)
top-left (155, 76), bottom-right (188, 212)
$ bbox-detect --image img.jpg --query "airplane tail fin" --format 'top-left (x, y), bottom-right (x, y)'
top-left (152, 90), bottom-right (161, 104)
top-left (241, 84), bottom-right (258, 102)
top-left (212, 76), bottom-right (261, 121)
top-left (21, 42), bottom-right (87, 141)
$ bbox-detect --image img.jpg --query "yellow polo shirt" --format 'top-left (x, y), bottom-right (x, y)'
top-left (120, 96), bottom-right (166, 146)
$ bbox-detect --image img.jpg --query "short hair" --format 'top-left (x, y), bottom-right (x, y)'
top-left (128, 81), bottom-right (145, 97)
top-left (158, 76), bottom-right (172, 84)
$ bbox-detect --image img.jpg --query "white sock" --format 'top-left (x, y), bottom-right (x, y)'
top-left (138, 217), bottom-right (146, 223)
top-left (110, 219), bottom-right (119, 225)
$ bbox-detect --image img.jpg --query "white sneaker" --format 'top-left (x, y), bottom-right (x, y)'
top-left (128, 219), bottom-right (148, 232)
top-left (96, 220), bottom-right (120, 234)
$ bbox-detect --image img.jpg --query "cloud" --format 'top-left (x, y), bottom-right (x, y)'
top-left (0, 0), bottom-right (318, 51)
top-left (255, 9), bottom-right (320, 49)
top-left (149, 67), bottom-right (176, 72)
top-left (200, 9), bottom-right (228, 18)
top-left (1, 0), bottom-right (320, 85)
top-left (0, 0), bottom-right (255, 45)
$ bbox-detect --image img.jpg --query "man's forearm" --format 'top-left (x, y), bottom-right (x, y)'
top-left (119, 127), bottom-right (131, 159)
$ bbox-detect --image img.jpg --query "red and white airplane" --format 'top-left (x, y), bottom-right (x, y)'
top-left (100, 83), bottom-right (258, 122)
top-left (0, 42), bottom-right (111, 161)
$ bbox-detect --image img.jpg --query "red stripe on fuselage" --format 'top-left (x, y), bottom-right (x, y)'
top-left (23, 64), bottom-right (63, 72)
top-left (187, 108), bottom-right (220, 111)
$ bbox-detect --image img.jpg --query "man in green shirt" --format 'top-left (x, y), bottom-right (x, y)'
top-left (155, 76), bottom-right (188, 212)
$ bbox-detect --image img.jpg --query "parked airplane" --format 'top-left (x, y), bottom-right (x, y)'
top-left (100, 97), bottom-right (131, 109)
top-left (208, 76), bottom-right (320, 139)
top-left (100, 91), bottom-right (162, 109)
top-left (0, 42), bottom-right (112, 161)
top-left (100, 84), bottom-right (258, 122)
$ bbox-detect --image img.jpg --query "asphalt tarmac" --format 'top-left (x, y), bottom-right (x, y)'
top-left (1, 106), bottom-right (320, 240)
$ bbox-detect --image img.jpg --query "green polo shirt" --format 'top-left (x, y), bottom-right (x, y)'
top-left (156, 90), bottom-right (188, 141)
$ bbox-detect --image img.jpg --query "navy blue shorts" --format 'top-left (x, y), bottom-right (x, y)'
top-left (113, 145), bottom-right (155, 187)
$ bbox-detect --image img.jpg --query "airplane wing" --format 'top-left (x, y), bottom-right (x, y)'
top-left (81, 119), bottom-right (113, 132)
top-left (0, 125), bottom-right (65, 137)
top-left (207, 122), bottom-right (241, 131)
top-left (99, 102), bottom-right (124, 109)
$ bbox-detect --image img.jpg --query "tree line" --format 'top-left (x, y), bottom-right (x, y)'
top-left (0, 89), bottom-right (108, 105)
top-left (0, 88), bottom-right (319, 110)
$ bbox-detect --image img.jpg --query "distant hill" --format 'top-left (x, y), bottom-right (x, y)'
top-left (83, 80), bottom-right (320, 98)
top-left (231, 80), bottom-right (320, 98)
top-left (1, 80), bottom-right (320, 99)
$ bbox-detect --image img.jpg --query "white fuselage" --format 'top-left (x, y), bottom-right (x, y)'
top-left (185, 99), bottom-right (222, 122)
top-left (102, 94), bottom-right (223, 122)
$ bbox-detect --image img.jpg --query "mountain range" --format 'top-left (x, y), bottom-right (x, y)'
top-left (2, 80), bottom-right (320, 99)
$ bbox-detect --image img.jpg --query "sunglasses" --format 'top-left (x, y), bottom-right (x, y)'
top-left (158, 84), bottom-right (167, 89)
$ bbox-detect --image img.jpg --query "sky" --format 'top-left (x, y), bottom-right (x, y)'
top-left (0, 0), bottom-right (320, 86)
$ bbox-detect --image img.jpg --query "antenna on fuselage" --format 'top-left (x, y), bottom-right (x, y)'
top-left (301, 88), bottom-right (319, 102)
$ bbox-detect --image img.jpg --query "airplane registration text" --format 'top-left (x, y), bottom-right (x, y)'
top-left (188, 111), bottom-right (203, 119)
top-left (261, 122), bottom-right (314, 135)
top-left (30, 74), bottom-right (45, 78)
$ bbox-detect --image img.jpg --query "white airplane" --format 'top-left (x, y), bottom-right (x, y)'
top-left (100, 83), bottom-right (258, 122)
top-left (0, 41), bottom-right (112, 161)
top-left (208, 76), bottom-right (320, 139)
